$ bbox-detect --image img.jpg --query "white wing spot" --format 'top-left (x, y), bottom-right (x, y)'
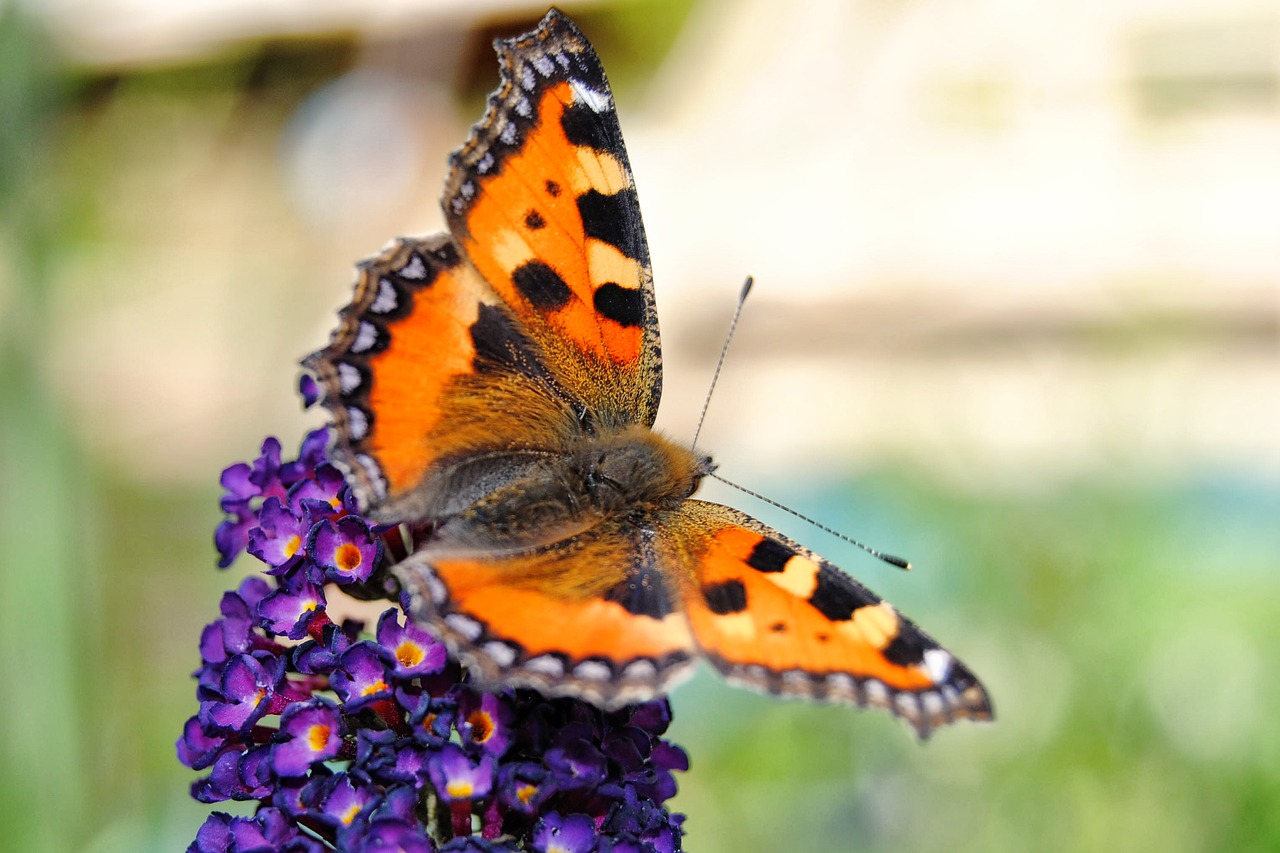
top-left (337, 362), bottom-right (361, 394)
top-left (476, 152), bottom-right (495, 175)
top-left (354, 453), bottom-right (385, 496)
top-left (371, 278), bottom-right (398, 314)
top-left (573, 660), bottom-right (612, 682)
top-left (483, 641), bottom-right (517, 668)
top-left (532, 55), bottom-right (555, 77)
top-left (425, 574), bottom-right (448, 606)
top-left (863, 679), bottom-right (890, 706)
top-left (499, 123), bottom-right (518, 146)
top-left (351, 322), bottom-right (378, 353)
top-left (826, 673), bottom-right (856, 697)
top-left (621, 660), bottom-right (657, 681)
top-left (781, 671), bottom-right (810, 693)
top-left (523, 655), bottom-right (564, 677)
top-left (922, 648), bottom-right (954, 683)
top-left (515, 97), bottom-right (532, 118)
top-left (445, 613), bottom-right (483, 642)
top-left (519, 65), bottom-right (537, 91)
top-left (346, 407), bottom-right (368, 440)
top-left (570, 79), bottom-right (611, 114)
top-left (398, 254), bottom-right (426, 280)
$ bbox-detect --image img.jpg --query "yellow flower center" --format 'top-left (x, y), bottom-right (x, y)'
top-left (306, 724), bottom-right (331, 752)
top-left (396, 641), bottom-right (424, 668)
top-left (335, 542), bottom-right (362, 572)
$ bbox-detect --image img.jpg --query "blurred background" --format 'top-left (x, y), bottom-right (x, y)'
top-left (2, 0), bottom-right (1277, 850)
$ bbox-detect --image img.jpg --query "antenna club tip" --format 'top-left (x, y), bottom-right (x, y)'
top-left (739, 276), bottom-right (753, 298)
top-left (884, 554), bottom-right (911, 571)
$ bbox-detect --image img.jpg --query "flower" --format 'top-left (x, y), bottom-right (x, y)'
top-left (180, 430), bottom-right (688, 850)
top-left (531, 812), bottom-right (596, 853)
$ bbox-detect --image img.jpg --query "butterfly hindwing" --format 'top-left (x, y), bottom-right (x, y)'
top-left (671, 502), bottom-right (992, 738)
top-left (394, 518), bottom-right (698, 708)
top-left (443, 10), bottom-right (661, 427)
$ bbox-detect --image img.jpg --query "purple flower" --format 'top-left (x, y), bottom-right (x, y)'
top-left (377, 610), bottom-right (447, 679)
top-left (458, 689), bottom-right (514, 758)
top-left (201, 652), bottom-right (283, 733)
top-left (545, 732), bottom-right (608, 792)
top-left (247, 497), bottom-right (309, 571)
top-left (356, 818), bottom-right (437, 852)
top-left (298, 373), bottom-right (320, 408)
top-left (497, 762), bottom-right (554, 815)
top-left (532, 812), bottom-right (597, 853)
top-left (315, 773), bottom-right (378, 828)
top-left (183, 430), bottom-right (688, 850)
top-left (429, 743), bottom-right (496, 803)
top-left (308, 515), bottom-right (381, 583)
top-left (273, 700), bottom-right (343, 777)
top-left (330, 642), bottom-right (394, 711)
top-left (401, 688), bottom-right (456, 748)
top-left (258, 575), bottom-right (327, 639)
top-left (290, 463), bottom-right (352, 517)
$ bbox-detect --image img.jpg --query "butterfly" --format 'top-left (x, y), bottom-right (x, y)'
top-left (304, 9), bottom-right (992, 738)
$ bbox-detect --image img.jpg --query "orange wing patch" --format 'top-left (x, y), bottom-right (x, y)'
top-left (394, 532), bottom-right (697, 709)
top-left (443, 16), bottom-right (660, 426)
top-left (304, 236), bottom-right (488, 510)
top-left (674, 502), bottom-right (991, 737)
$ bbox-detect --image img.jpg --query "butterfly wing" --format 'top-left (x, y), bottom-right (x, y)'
top-left (443, 10), bottom-right (661, 427)
top-left (394, 517), bottom-right (698, 708)
top-left (303, 236), bottom-right (581, 521)
top-left (669, 501), bottom-right (992, 738)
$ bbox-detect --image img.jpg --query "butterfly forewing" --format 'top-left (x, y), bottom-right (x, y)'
top-left (442, 11), bottom-right (661, 428)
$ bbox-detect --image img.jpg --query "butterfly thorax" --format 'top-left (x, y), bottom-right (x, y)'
top-left (570, 424), bottom-right (715, 513)
top-left (425, 425), bottom-right (713, 554)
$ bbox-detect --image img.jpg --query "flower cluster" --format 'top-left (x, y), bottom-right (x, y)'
top-left (181, 429), bottom-right (688, 852)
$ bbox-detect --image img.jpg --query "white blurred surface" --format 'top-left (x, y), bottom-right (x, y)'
top-left (32, 0), bottom-right (1280, 487)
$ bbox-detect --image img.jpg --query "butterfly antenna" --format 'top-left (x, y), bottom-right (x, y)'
top-left (691, 276), bottom-right (753, 452)
top-left (710, 472), bottom-right (912, 570)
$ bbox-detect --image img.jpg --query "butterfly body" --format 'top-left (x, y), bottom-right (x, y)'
top-left (306, 10), bottom-right (992, 737)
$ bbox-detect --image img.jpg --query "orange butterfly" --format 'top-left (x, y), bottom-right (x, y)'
top-left (305, 9), bottom-right (991, 738)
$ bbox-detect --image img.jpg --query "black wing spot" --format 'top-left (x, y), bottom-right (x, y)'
top-left (769, 621), bottom-right (788, 634)
top-left (561, 101), bottom-right (614, 153)
top-left (882, 625), bottom-right (929, 667)
top-left (545, 180), bottom-right (561, 197)
top-left (592, 283), bottom-right (643, 328)
top-left (603, 565), bottom-right (675, 620)
top-left (702, 579), bottom-right (748, 615)
top-left (468, 303), bottom-right (555, 385)
top-left (511, 261), bottom-right (572, 311)
top-left (809, 570), bottom-right (873, 622)
top-left (577, 189), bottom-right (645, 261)
top-left (746, 538), bottom-right (793, 574)
top-left (524, 209), bottom-right (546, 230)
